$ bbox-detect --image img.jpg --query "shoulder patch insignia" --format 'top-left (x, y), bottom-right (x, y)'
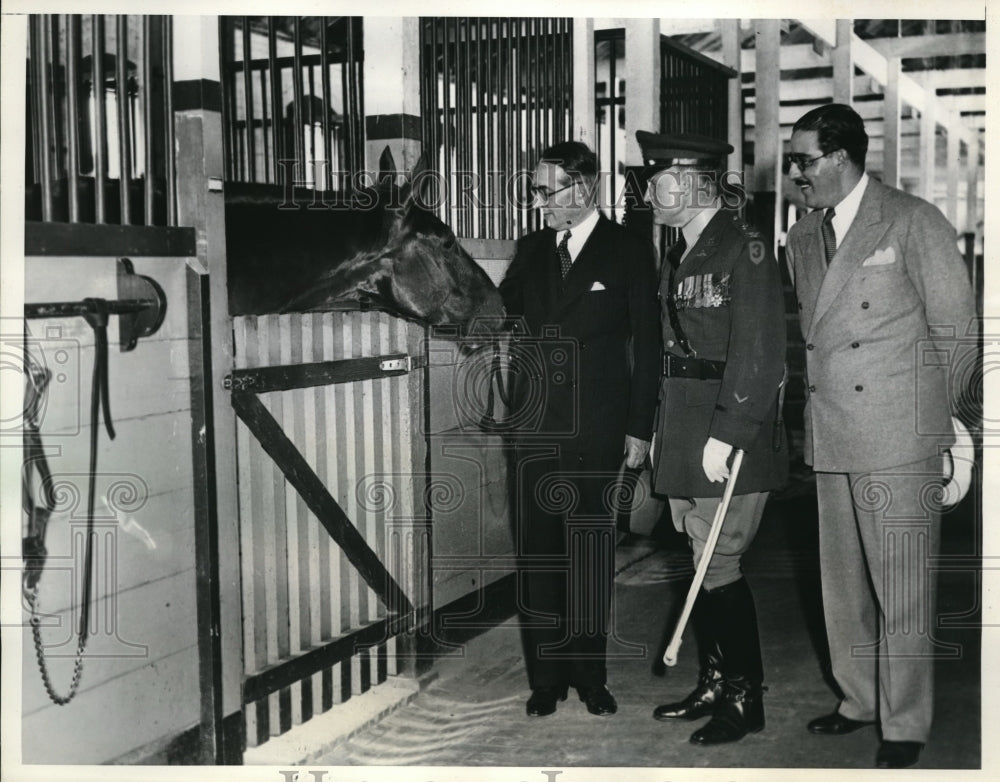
top-left (749, 239), bottom-right (766, 265)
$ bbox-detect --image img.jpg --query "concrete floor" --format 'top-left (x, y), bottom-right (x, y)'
top-left (313, 471), bottom-right (982, 770)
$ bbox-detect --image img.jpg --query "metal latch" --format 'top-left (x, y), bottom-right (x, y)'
top-left (379, 357), bottom-right (411, 372)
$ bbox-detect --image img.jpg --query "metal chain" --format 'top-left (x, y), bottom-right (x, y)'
top-left (26, 585), bottom-right (87, 705)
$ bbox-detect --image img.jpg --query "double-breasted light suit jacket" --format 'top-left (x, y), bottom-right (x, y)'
top-left (786, 177), bottom-right (977, 474)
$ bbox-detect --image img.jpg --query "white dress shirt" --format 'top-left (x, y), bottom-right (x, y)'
top-left (830, 172), bottom-right (869, 246)
top-left (556, 209), bottom-right (601, 263)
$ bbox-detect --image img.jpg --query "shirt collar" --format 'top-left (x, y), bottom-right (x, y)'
top-left (681, 206), bottom-right (721, 258)
top-left (557, 209), bottom-right (601, 259)
top-left (830, 172), bottom-right (868, 240)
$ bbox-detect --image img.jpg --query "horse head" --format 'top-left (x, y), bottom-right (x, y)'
top-left (283, 148), bottom-right (505, 349)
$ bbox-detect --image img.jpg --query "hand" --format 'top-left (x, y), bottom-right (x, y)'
top-left (702, 437), bottom-right (734, 483)
top-left (624, 435), bottom-right (650, 469)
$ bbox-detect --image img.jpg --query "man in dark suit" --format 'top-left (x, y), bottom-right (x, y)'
top-left (499, 141), bottom-right (661, 718)
top-left (637, 131), bottom-right (788, 745)
top-left (785, 104), bottom-right (978, 769)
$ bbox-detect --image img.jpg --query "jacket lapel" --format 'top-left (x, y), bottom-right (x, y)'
top-left (808, 179), bottom-right (892, 339)
top-left (554, 216), bottom-right (610, 317)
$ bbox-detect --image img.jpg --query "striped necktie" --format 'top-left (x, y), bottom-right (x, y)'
top-left (557, 230), bottom-right (573, 279)
top-left (821, 208), bottom-right (837, 266)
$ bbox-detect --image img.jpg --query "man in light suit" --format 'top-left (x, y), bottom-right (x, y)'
top-left (500, 141), bottom-right (661, 719)
top-left (785, 104), bottom-right (977, 769)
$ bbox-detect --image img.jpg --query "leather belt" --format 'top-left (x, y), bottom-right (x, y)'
top-left (663, 352), bottom-right (726, 380)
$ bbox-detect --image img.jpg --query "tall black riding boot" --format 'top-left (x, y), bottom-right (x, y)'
top-left (690, 577), bottom-right (765, 745)
top-left (653, 588), bottom-right (724, 721)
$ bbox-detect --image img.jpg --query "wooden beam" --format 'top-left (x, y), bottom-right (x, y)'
top-left (720, 19), bottom-right (743, 177)
top-left (743, 74), bottom-right (878, 103)
top-left (884, 57), bottom-right (901, 188)
top-left (798, 19), bottom-right (974, 149)
top-left (919, 100), bottom-right (936, 202)
top-left (965, 137), bottom-right (979, 235)
top-left (752, 20), bottom-right (780, 193)
top-left (865, 31), bottom-right (986, 60)
top-left (625, 19), bottom-right (659, 165)
top-left (909, 68), bottom-right (987, 90)
top-left (946, 129), bottom-right (960, 227)
top-left (832, 19), bottom-right (853, 105)
top-left (740, 42), bottom-right (829, 72)
top-left (572, 18), bottom-right (596, 148)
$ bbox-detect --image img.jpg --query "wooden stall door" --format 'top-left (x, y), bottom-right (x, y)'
top-left (229, 310), bottom-right (428, 748)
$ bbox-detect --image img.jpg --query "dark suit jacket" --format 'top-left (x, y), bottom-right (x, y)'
top-left (787, 177), bottom-right (978, 473)
top-left (499, 215), bottom-right (661, 472)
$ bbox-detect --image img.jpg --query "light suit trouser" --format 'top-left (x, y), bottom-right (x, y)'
top-left (815, 454), bottom-right (943, 743)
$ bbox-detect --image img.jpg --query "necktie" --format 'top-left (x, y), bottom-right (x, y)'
top-left (557, 230), bottom-right (573, 279)
top-left (821, 208), bottom-right (837, 266)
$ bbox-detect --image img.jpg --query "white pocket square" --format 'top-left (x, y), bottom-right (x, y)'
top-left (590, 281), bottom-right (607, 291)
top-left (862, 247), bottom-right (896, 266)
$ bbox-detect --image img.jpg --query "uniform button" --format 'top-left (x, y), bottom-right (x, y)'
top-left (798, 302), bottom-right (803, 310)
top-left (855, 385), bottom-right (864, 392)
top-left (809, 384), bottom-right (816, 392)
top-left (861, 301), bottom-right (870, 309)
top-left (806, 343), bottom-right (814, 350)
top-left (666, 339), bottom-right (675, 348)
top-left (851, 342), bottom-right (860, 349)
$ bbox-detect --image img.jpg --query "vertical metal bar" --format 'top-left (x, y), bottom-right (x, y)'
top-left (484, 19), bottom-right (494, 239)
top-left (344, 19), bottom-right (360, 186)
top-left (503, 18), bottom-right (513, 239)
top-left (292, 18), bottom-right (305, 184)
top-left (458, 18), bottom-right (468, 236)
top-left (441, 19), bottom-right (451, 222)
top-left (320, 19), bottom-right (331, 191)
top-left (67, 16), bottom-right (82, 222)
top-left (268, 18), bottom-right (281, 184)
top-left (307, 61), bottom-right (317, 186)
top-left (93, 14), bottom-right (107, 223)
top-left (259, 63), bottom-right (271, 186)
top-left (542, 18), bottom-right (550, 147)
top-left (116, 14), bottom-right (132, 224)
top-left (142, 16), bottom-right (154, 224)
top-left (243, 17), bottom-right (256, 182)
top-left (217, 17), bottom-right (233, 180)
top-left (37, 16), bottom-right (55, 222)
top-left (164, 16), bottom-right (176, 226)
top-left (28, 17), bottom-right (40, 186)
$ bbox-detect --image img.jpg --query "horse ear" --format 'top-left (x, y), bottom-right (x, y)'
top-left (378, 146), bottom-right (396, 189)
top-left (401, 151), bottom-right (434, 212)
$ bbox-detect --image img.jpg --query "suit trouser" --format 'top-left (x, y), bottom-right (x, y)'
top-left (815, 454), bottom-right (942, 742)
top-left (513, 448), bottom-right (617, 690)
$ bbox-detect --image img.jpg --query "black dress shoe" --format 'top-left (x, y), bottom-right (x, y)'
top-left (577, 685), bottom-right (618, 716)
top-left (653, 668), bottom-right (723, 721)
top-left (689, 678), bottom-right (764, 745)
top-left (526, 686), bottom-right (567, 717)
top-left (807, 711), bottom-right (876, 735)
top-left (876, 740), bottom-right (923, 769)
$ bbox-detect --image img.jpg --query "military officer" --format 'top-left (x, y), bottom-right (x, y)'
top-left (637, 131), bottom-right (788, 745)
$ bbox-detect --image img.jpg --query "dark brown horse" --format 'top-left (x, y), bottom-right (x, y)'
top-left (224, 149), bottom-right (505, 345)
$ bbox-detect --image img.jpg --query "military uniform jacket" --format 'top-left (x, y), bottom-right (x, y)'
top-left (499, 215), bottom-right (661, 471)
top-left (653, 209), bottom-right (788, 498)
top-left (786, 178), bottom-right (977, 474)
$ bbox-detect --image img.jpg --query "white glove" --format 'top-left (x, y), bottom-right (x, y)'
top-left (702, 436), bottom-right (734, 483)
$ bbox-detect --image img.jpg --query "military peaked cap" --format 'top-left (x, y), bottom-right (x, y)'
top-left (636, 130), bottom-right (734, 168)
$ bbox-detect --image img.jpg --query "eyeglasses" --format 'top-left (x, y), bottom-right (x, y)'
top-left (782, 149), bottom-right (839, 174)
top-left (529, 181), bottom-right (577, 201)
